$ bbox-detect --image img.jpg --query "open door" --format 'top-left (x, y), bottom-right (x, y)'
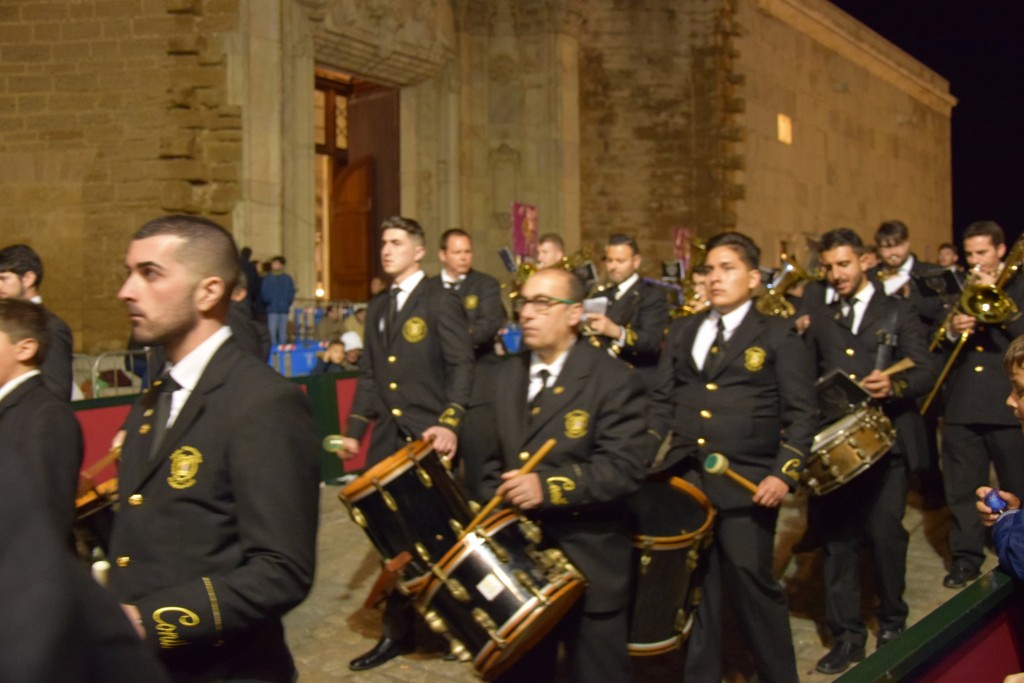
top-left (329, 156), bottom-right (375, 301)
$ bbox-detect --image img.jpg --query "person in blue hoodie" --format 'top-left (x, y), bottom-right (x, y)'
top-left (260, 255), bottom-right (295, 348)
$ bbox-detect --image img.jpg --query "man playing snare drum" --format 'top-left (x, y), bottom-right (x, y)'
top-left (479, 267), bottom-right (650, 682)
top-left (804, 228), bottom-right (935, 673)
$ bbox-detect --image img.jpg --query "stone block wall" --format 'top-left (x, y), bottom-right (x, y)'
top-left (0, 0), bottom-right (241, 352)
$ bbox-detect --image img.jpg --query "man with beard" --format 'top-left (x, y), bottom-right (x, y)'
top-left (109, 215), bottom-right (320, 682)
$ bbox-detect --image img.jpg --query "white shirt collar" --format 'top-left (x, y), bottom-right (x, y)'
top-left (529, 343), bottom-right (574, 383)
top-left (849, 281), bottom-right (875, 306)
top-left (0, 369), bottom-right (42, 404)
top-left (714, 299), bottom-right (753, 336)
top-left (441, 270), bottom-right (467, 287)
top-left (899, 254), bottom-right (915, 275)
top-left (165, 326), bottom-right (233, 393)
top-left (614, 273), bottom-right (639, 298)
top-left (394, 269), bottom-right (425, 295)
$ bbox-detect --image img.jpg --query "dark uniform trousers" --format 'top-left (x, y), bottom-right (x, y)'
top-left (805, 291), bottom-right (935, 643)
top-left (649, 307), bottom-right (818, 683)
top-left (940, 277), bottom-right (1024, 573)
top-left (345, 275), bottom-right (475, 642)
top-left (480, 343), bottom-right (650, 683)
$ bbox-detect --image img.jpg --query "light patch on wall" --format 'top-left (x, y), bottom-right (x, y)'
top-left (777, 113), bottom-right (793, 145)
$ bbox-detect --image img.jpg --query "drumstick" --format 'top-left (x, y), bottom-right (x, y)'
top-left (462, 438), bottom-right (557, 536)
top-left (76, 433), bottom-right (125, 498)
top-left (703, 452), bottom-right (759, 495)
top-left (858, 357), bottom-right (916, 388)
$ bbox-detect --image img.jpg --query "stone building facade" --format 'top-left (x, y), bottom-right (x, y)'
top-left (1, 0), bottom-right (953, 353)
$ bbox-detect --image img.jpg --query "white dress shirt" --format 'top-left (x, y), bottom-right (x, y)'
top-left (692, 300), bottom-right (752, 370)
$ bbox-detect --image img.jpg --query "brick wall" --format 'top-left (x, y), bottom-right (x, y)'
top-left (0, 0), bottom-right (241, 352)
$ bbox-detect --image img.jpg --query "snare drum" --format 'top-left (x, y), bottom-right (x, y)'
top-left (626, 476), bottom-right (715, 656)
top-left (73, 478), bottom-right (118, 560)
top-left (338, 440), bottom-right (473, 582)
top-left (415, 510), bottom-right (586, 681)
top-left (803, 406), bottom-right (896, 496)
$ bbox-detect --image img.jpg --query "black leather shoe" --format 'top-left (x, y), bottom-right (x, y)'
top-left (877, 627), bottom-right (904, 649)
top-left (815, 641), bottom-right (866, 675)
top-left (943, 564), bottom-right (980, 589)
top-left (349, 636), bottom-right (414, 671)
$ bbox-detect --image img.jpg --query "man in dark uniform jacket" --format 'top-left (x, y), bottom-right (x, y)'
top-left (109, 215), bottom-right (321, 683)
top-left (1, 445), bottom-right (170, 683)
top-left (479, 267), bottom-right (649, 683)
top-left (649, 231), bottom-right (817, 683)
top-left (0, 299), bottom-right (82, 538)
top-left (804, 228), bottom-right (937, 673)
top-left (336, 216), bottom-right (475, 671)
top-left (0, 244), bottom-right (74, 400)
top-left (584, 234), bottom-right (669, 390)
top-left (939, 220), bottom-right (1024, 588)
top-left (433, 228), bottom-right (506, 498)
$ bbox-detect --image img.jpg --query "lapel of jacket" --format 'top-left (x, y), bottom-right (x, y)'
top-left (709, 306), bottom-right (763, 379)
top-left (607, 282), bottom-right (639, 323)
top-left (388, 276), bottom-right (427, 346)
top-left (0, 374), bottom-right (40, 419)
top-left (678, 312), bottom-right (704, 375)
top-left (521, 342), bottom-right (589, 446)
top-left (123, 341), bottom-right (235, 491)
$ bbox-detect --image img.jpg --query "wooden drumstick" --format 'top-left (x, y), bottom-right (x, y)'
top-left (858, 357), bottom-right (916, 388)
top-left (462, 438), bottom-right (557, 537)
top-left (703, 452), bottom-right (759, 495)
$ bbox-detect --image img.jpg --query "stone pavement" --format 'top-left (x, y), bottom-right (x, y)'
top-left (284, 483), bottom-right (988, 682)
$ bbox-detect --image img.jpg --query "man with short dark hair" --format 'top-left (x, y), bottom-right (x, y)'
top-left (536, 233), bottom-right (566, 269)
top-left (650, 231), bottom-right (817, 683)
top-left (0, 244), bottom-right (74, 400)
top-left (480, 267), bottom-right (649, 682)
top-left (109, 214), bottom-right (320, 682)
top-left (335, 216), bottom-right (474, 671)
top-left (939, 220), bottom-right (1024, 589)
top-left (585, 233), bottom-right (669, 389)
top-left (0, 298), bottom-right (82, 536)
top-left (805, 228), bottom-right (935, 673)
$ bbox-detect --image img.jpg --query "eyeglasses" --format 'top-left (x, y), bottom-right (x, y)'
top-left (512, 295), bottom-right (577, 314)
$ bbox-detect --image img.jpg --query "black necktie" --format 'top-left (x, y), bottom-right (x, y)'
top-left (839, 298), bottom-right (856, 330)
top-left (384, 287), bottom-right (399, 340)
top-left (705, 318), bottom-right (727, 376)
top-left (529, 369), bottom-right (550, 420)
top-left (149, 373), bottom-right (181, 462)
top-left (603, 284), bottom-right (618, 300)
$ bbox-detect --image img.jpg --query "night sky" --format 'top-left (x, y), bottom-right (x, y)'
top-left (828, 1), bottom-right (1024, 245)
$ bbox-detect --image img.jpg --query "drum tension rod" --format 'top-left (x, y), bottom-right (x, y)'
top-left (513, 569), bottom-right (550, 605)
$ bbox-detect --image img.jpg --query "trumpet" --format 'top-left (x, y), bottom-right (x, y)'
top-left (755, 252), bottom-right (816, 318)
top-left (920, 236), bottom-right (1024, 414)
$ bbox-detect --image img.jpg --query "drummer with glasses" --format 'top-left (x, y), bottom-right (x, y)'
top-left (804, 227), bottom-right (936, 674)
top-left (480, 267), bottom-right (650, 683)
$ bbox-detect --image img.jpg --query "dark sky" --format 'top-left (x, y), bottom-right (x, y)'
top-left (828, 1), bottom-right (1024, 245)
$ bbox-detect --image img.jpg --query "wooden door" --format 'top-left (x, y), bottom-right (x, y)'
top-left (329, 156), bottom-right (374, 301)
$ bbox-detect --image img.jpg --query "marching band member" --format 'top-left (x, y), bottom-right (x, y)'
top-left (650, 231), bottom-right (816, 683)
top-left (335, 216), bottom-right (475, 671)
top-left (940, 221), bottom-right (1024, 589)
top-left (109, 215), bottom-right (320, 682)
top-left (585, 234), bottom-right (669, 390)
top-left (804, 228), bottom-right (935, 673)
top-left (479, 267), bottom-right (649, 682)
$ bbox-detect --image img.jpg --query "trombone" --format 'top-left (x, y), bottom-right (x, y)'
top-left (755, 252), bottom-right (816, 318)
top-left (920, 235), bottom-right (1024, 414)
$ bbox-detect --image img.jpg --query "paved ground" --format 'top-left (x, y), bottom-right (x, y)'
top-left (285, 482), bottom-right (985, 682)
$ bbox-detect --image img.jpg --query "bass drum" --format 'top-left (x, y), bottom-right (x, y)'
top-left (803, 406), bottom-right (895, 496)
top-left (415, 510), bottom-right (586, 681)
top-left (338, 440), bottom-right (474, 585)
top-left (626, 476), bottom-right (715, 656)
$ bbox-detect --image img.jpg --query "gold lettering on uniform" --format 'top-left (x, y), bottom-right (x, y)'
top-left (623, 326), bottom-right (638, 347)
top-left (781, 458), bottom-right (801, 481)
top-left (439, 407), bottom-right (460, 428)
top-left (167, 447), bottom-right (203, 490)
top-left (139, 424), bottom-right (152, 435)
top-left (464, 294), bottom-right (479, 311)
top-left (564, 410), bottom-right (589, 439)
top-left (153, 606), bottom-right (200, 649)
top-left (546, 476), bottom-right (576, 505)
top-left (403, 316), bottom-right (427, 343)
top-left (744, 346), bottom-right (766, 372)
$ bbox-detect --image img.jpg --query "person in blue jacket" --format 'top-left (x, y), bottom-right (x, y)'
top-left (261, 255), bottom-right (295, 347)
